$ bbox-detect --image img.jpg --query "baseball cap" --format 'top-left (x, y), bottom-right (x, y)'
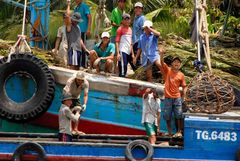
top-left (101, 32), bottom-right (110, 38)
top-left (134, 2), bottom-right (143, 8)
top-left (122, 13), bottom-right (130, 19)
top-left (172, 56), bottom-right (181, 63)
top-left (143, 20), bottom-right (153, 28)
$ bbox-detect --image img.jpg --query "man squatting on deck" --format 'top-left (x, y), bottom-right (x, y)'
top-left (61, 72), bottom-right (89, 136)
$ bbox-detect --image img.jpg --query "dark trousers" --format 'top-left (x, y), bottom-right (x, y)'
top-left (129, 42), bottom-right (141, 71)
top-left (59, 133), bottom-right (72, 142)
top-left (118, 51), bottom-right (131, 77)
top-left (81, 32), bottom-right (87, 68)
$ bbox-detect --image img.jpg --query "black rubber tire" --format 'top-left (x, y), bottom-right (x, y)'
top-left (236, 149), bottom-right (240, 161)
top-left (0, 53), bottom-right (55, 122)
top-left (12, 142), bottom-right (46, 161)
top-left (125, 139), bottom-right (154, 161)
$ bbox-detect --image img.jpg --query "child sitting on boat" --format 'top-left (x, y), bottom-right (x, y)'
top-left (142, 88), bottom-right (161, 145)
top-left (89, 32), bottom-right (115, 74)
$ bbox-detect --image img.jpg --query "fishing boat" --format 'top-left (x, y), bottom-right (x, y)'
top-left (0, 53), bottom-right (240, 161)
top-left (0, 112), bottom-right (239, 161)
top-left (0, 53), bottom-right (166, 135)
top-left (0, 0), bottom-right (239, 160)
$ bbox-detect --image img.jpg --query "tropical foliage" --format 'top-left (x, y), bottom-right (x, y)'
top-left (0, 0), bottom-right (239, 45)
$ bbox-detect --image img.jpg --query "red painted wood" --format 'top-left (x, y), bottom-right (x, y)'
top-left (0, 154), bottom-right (193, 161)
top-left (128, 83), bottom-right (146, 96)
top-left (30, 112), bottom-right (145, 135)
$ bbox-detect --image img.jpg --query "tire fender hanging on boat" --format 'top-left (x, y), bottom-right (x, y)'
top-left (12, 142), bottom-right (46, 161)
top-left (236, 149), bottom-right (240, 161)
top-left (125, 139), bottom-right (154, 161)
top-left (0, 53), bottom-right (55, 122)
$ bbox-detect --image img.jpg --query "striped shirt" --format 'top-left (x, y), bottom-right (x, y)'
top-left (116, 26), bottom-right (132, 55)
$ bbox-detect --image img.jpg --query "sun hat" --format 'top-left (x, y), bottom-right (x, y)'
top-left (101, 32), bottom-right (110, 38)
top-left (143, 20), bottom-right (153, 28)
top-left (76, 71), bottom-right (85, 80)
top-left (122, 13), bottom-right (131, 19)
top-left (172, 56), bottom-right (182, 63)
top-left (71, 12), bottom-right (82, 23)
top-left (134, 2), bottom-right (143, 8)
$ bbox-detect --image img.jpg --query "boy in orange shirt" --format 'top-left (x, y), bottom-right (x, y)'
top-left (159, 48), bottom-right (187, 137)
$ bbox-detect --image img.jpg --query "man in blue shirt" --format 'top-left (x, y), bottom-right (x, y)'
top-left (133, 20), bottom-right (162, 82)
top-left (89, 32), bottom-right (115, 74)
top-left (132, 2), bottom-right (145, 71)
top-left (74, 0), bottom-right (92, 68)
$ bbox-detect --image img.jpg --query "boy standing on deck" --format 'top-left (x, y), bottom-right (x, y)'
top-left (159, 48), bottom-right (187, 137)
top-left (142, 88), bottom-right (161, 145)
top-left (65, 1), bottom-right (89, 70)
top-left (115, 13), bottom-right (134, 77)
top-left (133, 20), bottom-right (162, 82)
top-left (132, 2), bottom-right (145, 70)
top-left (110, 0), bottom-right (126, 74)
top-left (74, 0), bottom-right (92, 68)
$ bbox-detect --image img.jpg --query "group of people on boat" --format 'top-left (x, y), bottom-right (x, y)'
top-left (53, 0), bottom-right (159, 81)
top-left (56, 0), bottom-right (187, 145)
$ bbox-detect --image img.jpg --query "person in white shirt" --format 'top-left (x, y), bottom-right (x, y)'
top-left (142, 88), bottom-right (161, 145)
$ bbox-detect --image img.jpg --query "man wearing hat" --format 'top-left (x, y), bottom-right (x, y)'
top-left (65, 1), bottom-right (89, 70)
top-left (62, 71), bottom-right (89, 135)
top-left (133, 20), bottom-right (162, 82)
top-left (116, 13), bottom-right (134, 77)
top-left (59, 95), bottom-right (82, 142)
top-left (159, 49), bottom-right (187, 138)
top-left (132, 2), bottom-right (145, 70)
top-left (89, 32), bottom-right (115, 74)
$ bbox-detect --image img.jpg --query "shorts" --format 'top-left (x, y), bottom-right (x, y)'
top-left (144, 122), bottom-right (157, 136)
top-left (143, 60), bottom-right (153, 70)
top-left (72, 99), bottom-right (81, 107)
top-left (58, 133), bottom-right (72, 142)
top-left (163, 97), bottom-right (183, 120)
top-left (68, 48), bottom-right (81, 66)
top-left (94, 59), bottom-right (106, 71)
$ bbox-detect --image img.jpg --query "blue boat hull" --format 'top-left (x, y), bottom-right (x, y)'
top-left (0, 115), bottom-right (239, 161)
